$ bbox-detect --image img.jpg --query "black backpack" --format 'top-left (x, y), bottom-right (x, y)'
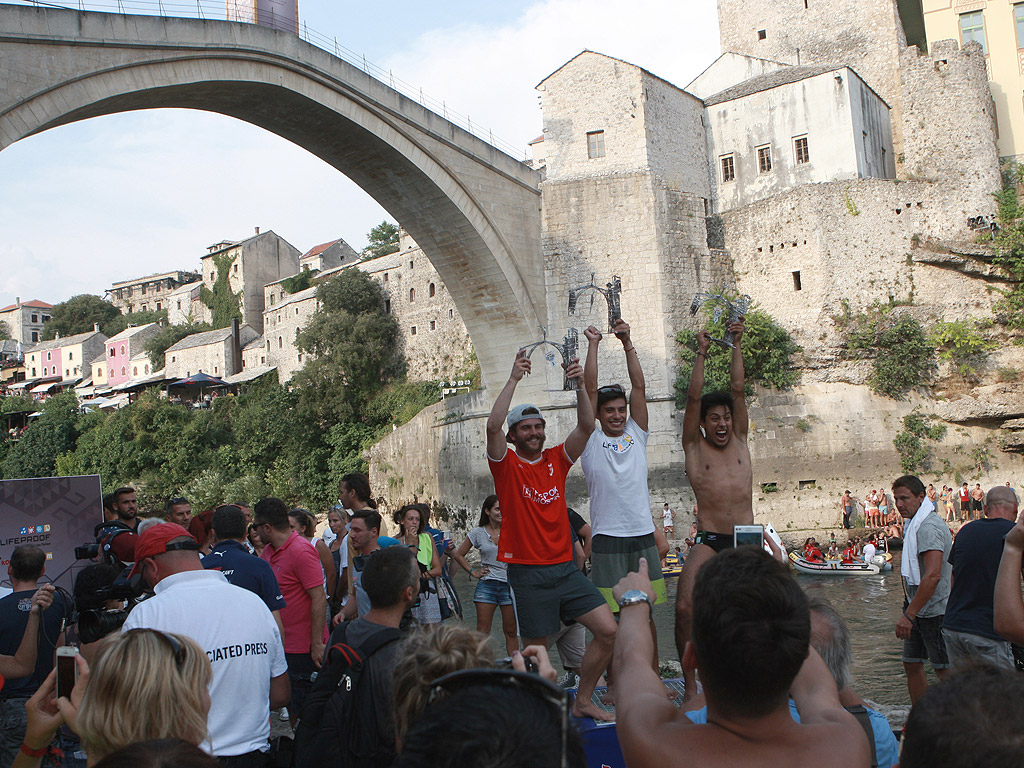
top-left (293, 621), bottom-right (403, 768)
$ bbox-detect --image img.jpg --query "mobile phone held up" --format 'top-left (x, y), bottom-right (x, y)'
top-left (56, 646), bottom-right (79, 699)
top-left (733, 524), bottom-right (764, 549)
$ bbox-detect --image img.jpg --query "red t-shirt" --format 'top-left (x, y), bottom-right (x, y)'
top-left (958, 487), bottom-right (970, 504)
top-left (488, 445), bottom-right (574, 565)
top-left (261, 531), bottom-right (323, 653)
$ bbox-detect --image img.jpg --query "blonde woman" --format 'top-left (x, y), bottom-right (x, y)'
top-left (14, 629), bottom-right (212, 768)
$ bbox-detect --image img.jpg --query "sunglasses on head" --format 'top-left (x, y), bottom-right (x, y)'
top-left (428, 668), bottom-right (571, 768)
top-left (169, 497), bottom-right (188, 505)
top-left (597, 384), bottom-right (625, 395)
top-left (126, 628), bottom-right (186, 667)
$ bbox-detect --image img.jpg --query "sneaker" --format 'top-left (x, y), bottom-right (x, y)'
top-left (278, 709), bottom-right (290, 721)
top-left (557, 672), bottom-right (580, 689)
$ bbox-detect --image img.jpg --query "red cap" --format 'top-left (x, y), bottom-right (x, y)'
top-left (128, 523), bottom-right (198, 576)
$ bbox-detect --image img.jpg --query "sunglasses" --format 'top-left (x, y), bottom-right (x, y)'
top-left (428, 668), bottom-right (571, 768)
top-left (126, 628), bottom-right (186, 667)
top-left (168, 497), bottom-right (188, 505)
top-left (597, 384), bottom-right (625, 395)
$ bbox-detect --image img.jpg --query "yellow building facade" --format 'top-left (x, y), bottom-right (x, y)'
top-left (922, 0), bottom-right (1024, 160)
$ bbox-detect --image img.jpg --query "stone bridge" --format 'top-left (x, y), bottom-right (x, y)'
top-left (0, 4), bottom-right (544, 391)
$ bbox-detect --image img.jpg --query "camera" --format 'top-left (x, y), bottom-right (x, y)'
top-left (75, 580), bottom-right (146, 644)
top-left (74, 543), bottom-right (99, 560)
top-left (496, 656), bottom-right (538, 674)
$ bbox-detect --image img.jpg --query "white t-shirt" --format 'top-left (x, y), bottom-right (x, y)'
top-left (123, 569), bottom-right (288, 757)
top-left (863, 542), bottom-right (877, 563)
top-left (662, 506), bottom-right (673, 525)
top-left (580, 417), bottom-right (655, 538)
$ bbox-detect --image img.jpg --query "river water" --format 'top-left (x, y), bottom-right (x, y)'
top-left (451, 549), bottom-right (920, 719)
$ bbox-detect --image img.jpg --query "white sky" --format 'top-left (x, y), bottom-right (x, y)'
top-left (0, 0), bottom-right (720, 309)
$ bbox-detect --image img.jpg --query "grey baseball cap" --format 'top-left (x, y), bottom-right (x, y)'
top-left (507, 403), bottom-right (545, 430)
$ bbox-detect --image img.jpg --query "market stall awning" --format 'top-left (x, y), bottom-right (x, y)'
top-left (7, 380), bottom-right (35, 390)
top-left (222, 366), bottom-right (277, 385)
top-left (29, 380), bottom-right (60, 394)
top-left (111, 371), bottom-right (167, 392)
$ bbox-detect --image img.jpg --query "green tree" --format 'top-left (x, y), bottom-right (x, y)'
top-left (1, 392), bottom-right (79, 479)
top-left (199, 253), bottom-right (243, 328)
top-left (674, 307), bottom-right (799, 407)
top-left (102, 309), bottom-right (166, 338)
top-left (990, 186), bottom-right (1024, 333)
top-left (279, 270), bottom-right (318, 295)
top-left (870, 316), bottom-right (935, 399)
top-left (293, 269), bottom-right (405, 425)
top-left (144, 322), bottom-right (213, 371)
top-left (361, 221), bottom-right (400, 260)
top-left (42, 295), bottom-right (120, 340)
top-left (930, 320), bottom-right (997, 379)
top-left (0, 320), bottom-right (10, 340)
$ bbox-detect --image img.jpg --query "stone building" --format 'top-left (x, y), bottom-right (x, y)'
top-left (196, 229), bottom-right (301, 334)
top-left (299, 237), bottom-right (358, 273)
top-left (0, 298), bottom-right (51, 345)
top-left (261, 284), bottom-right (318, 382)
top-left (164, 324), bottom-right (258, 380)
top-left (164, 280), bottom-right (204, 325)
top-left (107, 270), bottom-right (200, 315)
top-left (24, 327), bottom-right (107, 383)
top-left (104, 323), bottom-right (161, 388)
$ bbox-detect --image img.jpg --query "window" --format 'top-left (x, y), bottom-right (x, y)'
top-left (1016, 4), bottom-right (1024, 49)
top-left (121, 367), bottom-right (126, 376)
top-left (46, 352), bottom-right (51, 361)
top-left (109, 348), bottom-right (115, 356)
top-left (31, 332), bottom-right (38, 342)
top-left (298, 354), bottom-right (303, 363)
top-left (279, 336), bottom-right (283, 348)
top-left (794, 136), bottom-right (809, 164)
top-left (141, 305), bottom-right (147, 312)
top-left (65, 368), bottom-right (70, 377)
top-left (109, 369), bottom-right (114, 378)
top-left (31, 314), bottom-right (38, 323)
top-left (214, 366), bottom-right (218, 374)
top-left (411, 326), bottom-right (417, 336)
top-left (156, 302), bottom-right (161, 311)
top-left (178, 301), bottom-right (182, 310)
top-left (68, 352), bottom-right (73, 360)
top-left (586, 130), bottom-right (606, 159)
top-left (792, 271), bottom-right (802, 291)
top-left (429, 283), bottom-right (436, 298)
top-left (171, 356), bottom-right (176, 363)
top-left (295, 307), bottom-right (299, 315)
top-left (757, 145), bottom-right (773, 174)
top-left (960, 11), bottom-right (986, 53)
top-left (261, 356), bottom-right (266, 364)
top-left (410, 288), bottom-right (416, 303)
top-left (133, 366), bottom-right (138, 376)
top-left (385, 299), bottom-right (391, 314)
top-left (720, 154), bottom-right (735, 183)
top-left (270, 295), bottom-right (275, 306)
top-left (233, 263), bottom-right (238, 273)
top-left (141, 284), bottom-right (147, 295)
top-left (430, 320), bottom-right (436, 331)
top-left (31, 368), bottom-right (36, 376)
top-left (757, 29), bottom-right (767, 40)
top-left (384, 273), bottom-right (389, 282)
top-left (211, 271), bottom-right (216, 282)
top-left (145, 365), bottom-right (150, 374)
top-left (449, 309), bottom-right (454, 319)
top-left (120, 345), bottom-right (126, 355)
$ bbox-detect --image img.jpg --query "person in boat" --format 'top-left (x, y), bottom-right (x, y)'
top-left (841, 541), bottom-right (857, 564)
top-left (803, 538), bottom-right (825, 563)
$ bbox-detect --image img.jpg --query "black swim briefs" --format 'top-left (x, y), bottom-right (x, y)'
top-left (693, 531), bottom-right (734, 554)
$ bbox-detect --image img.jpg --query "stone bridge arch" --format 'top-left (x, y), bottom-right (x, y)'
top-left (0, 5), bottom-right (545, 391)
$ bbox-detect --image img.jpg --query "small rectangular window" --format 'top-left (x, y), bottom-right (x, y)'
top-left (429, 320), bottom-right (436, 331)
top-left (792, 271), bottom-right (802, 291)
top-left (411, 326), bottom-right (417, 336)
top-left (757, 145), bottom-right (773, 174)
top-left (720, 154), bottom-right (736, 183)
top-left (757, 29), bottom-right (767, 40)
top-left (960, 11), bottom-right (986, 53)
top-left (1016, 4), bottom-right (1024, 49)
top-left (587, 130), bottom-right (606, 159)
top-left (794, 136), bottom-right (809, 164)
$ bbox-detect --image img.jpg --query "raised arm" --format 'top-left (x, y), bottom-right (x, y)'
top-left (583, 325), bottom-right (602, 413)
top-left (994, 517), bottom-right (1024, 644)
top-left (564, 360), bottom-right (596, 462)
top-left (728, 319), bottom-right (749, 437)
top-left (614, 319), bottom-right (648, 431)
top-left (0, 585), bottom-right (52, 679)
top-left (682, 331), bottom-right (711, 448)
top-left (487, 350), bottom-right (530, 460)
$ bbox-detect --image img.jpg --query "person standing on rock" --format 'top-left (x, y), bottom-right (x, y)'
top-left (674, 318), bottom-right (753, 704)
top-left (840, 490), bottom-right (855, 530)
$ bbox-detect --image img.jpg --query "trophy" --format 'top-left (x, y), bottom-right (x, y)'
top-left (519, 328), bottom-right (580, 391)
top-left (689, 291), bottom-right (752, 348)
top-left (568, 274), bottom-right (622, 332)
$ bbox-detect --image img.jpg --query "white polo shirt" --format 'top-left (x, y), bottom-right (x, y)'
top-left (580, 417), bottom-right (655, 538)
top-left (123, 569), bottom-right (288, 757)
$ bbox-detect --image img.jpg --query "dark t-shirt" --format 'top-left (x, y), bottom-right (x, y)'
top-left (327, 617), bottom-right (402, 757)
top-left (0, 589), bottom-right (70, 697)
top-left (568, 509), bottom-right (588, 538)
top-left (203, 540), bottom-right (286, 612)
top-left (943, 517), bottom-right (1016, 640)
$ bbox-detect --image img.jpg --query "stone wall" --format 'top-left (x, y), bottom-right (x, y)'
top-left (262, 285), bottom-right (318, 382)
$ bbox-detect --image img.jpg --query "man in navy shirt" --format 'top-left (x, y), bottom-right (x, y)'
top-left (942, 485), bottom-right (1019, 668)
top-left (204, 504), bottom-right (286, 637)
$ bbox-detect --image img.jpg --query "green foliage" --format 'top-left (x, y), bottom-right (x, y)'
top-left (893, 412), bottom-right (947, 473)
top-left (102, 309), bottom-right (166, 338)
top-left (1, 396), bottom-right (34, 416)
top-left (674, 306), bottom-right (799, 407)
top-left (362, 221), bottom-right (400, 260)
top-left (990, 186), bottom-right (1024, 333)
top-left (199, 253), bottom-right (242, 328)
top-left (144, 322), bottom-right (213, 371)
top-left (0, 320), bottom-right (9, 340)
top-left (1, 392), bottom-right (79, 479)
top-left (42, 295), bottom-right (120, 341)
top-left (279, 270), bottom-right (319, 295)
top-left (795, 418), bottom-right (811, 432)
top-left (930, 320), bottom-right (997, 379)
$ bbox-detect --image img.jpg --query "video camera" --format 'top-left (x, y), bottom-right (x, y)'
top-left (75, 581), bottom-right (145, 644)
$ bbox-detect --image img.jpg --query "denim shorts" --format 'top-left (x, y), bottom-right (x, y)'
top-left (473, 577), bottom-right (513, 606)
top-left (902, 612), bottom-right (951, 669)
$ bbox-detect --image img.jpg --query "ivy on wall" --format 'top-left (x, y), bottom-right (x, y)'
top-left (199, 252), bottom-right (243, 328)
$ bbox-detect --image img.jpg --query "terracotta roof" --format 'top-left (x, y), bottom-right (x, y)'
top-left (301, 239), bottom-right (342, 260)
top-left (0, 299), bottom-right (53, 312)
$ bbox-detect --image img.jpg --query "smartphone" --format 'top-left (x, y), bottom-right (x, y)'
top-left (734, 524), bottom-right (764, 548)
top-left (56, 646), bottom-right (79, 699)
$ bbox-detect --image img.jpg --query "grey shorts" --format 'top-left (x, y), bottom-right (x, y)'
top-left (941, 628), bottom-right (1015, 670)
top-left (902, 612), bottom-right (951, 670)
top-left (549, 620), bottom-right (586, 669)
top-left (508, 561), bottom-right (606, 640)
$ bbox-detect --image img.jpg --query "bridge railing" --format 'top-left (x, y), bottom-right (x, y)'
top-left (2, 0), bottom-right (531, 161)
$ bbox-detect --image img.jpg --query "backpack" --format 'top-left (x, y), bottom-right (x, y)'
top-left (292, 621), bottom-right (403, 768)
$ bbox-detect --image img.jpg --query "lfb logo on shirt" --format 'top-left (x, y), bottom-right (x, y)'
top-left (601, 433), bottom-right (635, 453)
top-left (521, 484), bottom-right (561, 505)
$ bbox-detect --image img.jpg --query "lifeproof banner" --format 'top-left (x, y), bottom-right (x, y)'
top-left (0, 475), bottom-right (102, 595)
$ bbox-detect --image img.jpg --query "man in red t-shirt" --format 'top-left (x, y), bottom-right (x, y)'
top-left (486, 349), bottom-right (617, 721)
top-left (254, 497), bottom-right (326, 725)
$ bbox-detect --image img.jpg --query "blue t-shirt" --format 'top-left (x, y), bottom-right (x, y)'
top-left (353, 539), bottom-right (399, 617)
top-left (943, 517), bottom-right (1016, 639)
top-left (686, 700), bottom-right (897, 768)
top-left (0, 588), bottom-right (71, 697)
top-left (203, 540), bottom-right (286, 612)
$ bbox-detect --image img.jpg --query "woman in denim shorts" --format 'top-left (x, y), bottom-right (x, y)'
top-left (451, 495), bottom-right (517, 654)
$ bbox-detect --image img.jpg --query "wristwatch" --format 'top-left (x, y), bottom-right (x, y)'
top-left (617, 589), bottom-right (653, 610)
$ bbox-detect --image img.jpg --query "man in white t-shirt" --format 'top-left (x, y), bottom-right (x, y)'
top-left (581, 320), bottom-right (667, 622)
top-left (662, 503), bottom-right (674, 535)
top-left (862, 535), bottom-right (877, 565)
top-left (123, 523), bottom-right (290, 765)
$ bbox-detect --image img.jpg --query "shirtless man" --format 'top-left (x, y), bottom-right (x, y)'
top-left (675, 319), bottom-right (752, 703)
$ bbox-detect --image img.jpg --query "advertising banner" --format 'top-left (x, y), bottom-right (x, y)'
top-left (0, 475), bottom-right (102, 596)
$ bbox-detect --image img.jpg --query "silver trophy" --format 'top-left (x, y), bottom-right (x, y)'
top-left (689, 291), bottom-right (752, 348)
top-left (568, 274), bottom-right (622, 332)
top-left (520, 328), bottom-right (580, 391)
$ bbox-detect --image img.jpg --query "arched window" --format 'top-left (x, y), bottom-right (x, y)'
top-left (279, 336), bottom-right (283, 349)
top-left (109, 369), bottom-right (114, 379)
top-left (145, 365), bottom-right (150, 374)
top-left (121, 367), bottom-right (126, 376)
top-left (409, 288), bottom-right (416, 303)
top-left (120, 345), bottom-right (126, 355)
top-left (429, 283), bottom-right (436, 298)
top-left (133, 366), bottom-right (138, 376)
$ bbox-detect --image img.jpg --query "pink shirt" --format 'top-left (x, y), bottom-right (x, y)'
top-left (261, 531), bottom-right (324, 653)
